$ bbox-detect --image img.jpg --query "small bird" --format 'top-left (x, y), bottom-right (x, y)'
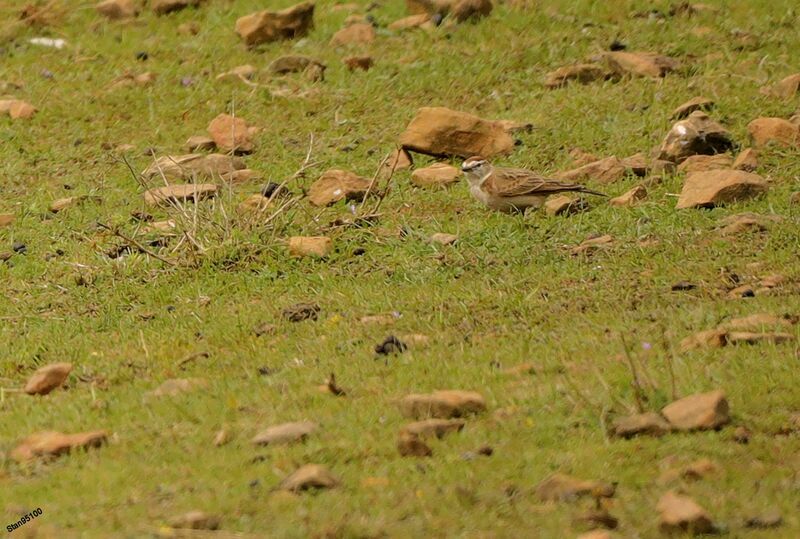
top-left (461, 156), bottom-right (606, 213)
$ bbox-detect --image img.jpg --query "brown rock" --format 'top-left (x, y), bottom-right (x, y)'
top-left (747, 117), bottom-right (800, 147)
top-left (282, 302), bottom-right (320, 322)
top-left (676, 169), bottom-right (767, 209)
top-left (620, 153), bottom-right (649, 176)
top-left (405, 0), bottom-right (455, 15)
top-left (570, 234), bottom-right (613, 255)
top-left (288, 236), bottom-right (333, 258)
top-left (727, 331), bottom-right (794, 345)
top-left (670, 96), bottom-right (714, 120)
top-left (308, 169), bottom-right (371, 206)
top-left (657, 491), bottom-right (714, 534)
top-left (398, 390), bottom-right (486, 419)
top-left (0, 99), bottom-right (36, 120)
top-left (716, 212), bottom-right (781, 235)
top-left (344, 55), bottom-right (373, 71)
top-left (677, 154), bottom-right (732, 173)
top-left (535, 473), bottom-right (615, 502)
top-left (279, 464), bottom-right (338, 491)
top-left (555, 156), bottom-right (626, 184)
top-left (24, 363), bottom-right (72, 395)
top-left (744, 509), bottom-right (783, 529)
top-left (544, 64), bottom-right (607, 88)
top-left (604, 51), bottom-right (680, 78)
top-left (383, 148), bottom-right (414, 173)
top-left (574, 509), bottom-right (619, 531)
top-left (141, 154), bottom-right (245, 180)
top-left (732, 148), bottom-right (758, 171)
top-left (760, 73), bottom-right (800, 99)
top-left (330, 23), bottom-right (375, 46)
top-left (149, 378), bottom-right (208, 397)
top-left (577, 532), bottom-right (614, 539)
top-left (659, 111), bottom-right (734, 163)
top-left (213, 428), bottom-right (231, 447)
top-left (450, 0), bottom-right (493, 22)
top-left (397, 431), bottom-right (432, 457)
top-left (235, 2), bottom-right (315, 47)
top-left (49, 196), bottom-right (98, 214)
top-left (570, 148), bottom-right (600, 166)
top-left (791, 191), bottom-right (800, 205)
top-left (0, 214), bottom-right (15, 227)
top-left (184, 135), bottom-right (216, 152)
top-left (609, 185), bottom-right (647, 207)
top-left (411, 163), bottom-right (461, 187)
top-left (650, 159), bottom-right (676, 175)
top-left (269, 55), bottom-right (324, 75)
top-left (612, 412), bottom-right (671, 438)
top-left (679, 329), bottom-right (728, 351)
top-left (96, 0), bottom-right (137, 19)
top-left (10, 430), bottom-right (108, 462)
top-left (681, 458), bottom-right (720, 481)
top-left (661, 390), bottom-right (730, 431)
top-left (207, 113), bottom-right (255, 154)
top-left (389, 14), bottom-right (431, 30)
top-left (399, 107), bottom-right (515, 158)
top-left (252, 421), bottom-right (317, 446)
top-left (169, 511), bottom-right (220, 530)
top-left (721, 313), bottom-right (797, 331)
top-left (143, 184), bottom-right (218, 206)
top-left (401, 418), bottom-right (465, 438)
top-left (429, 232), bottom-right (458, 245)
top-left (544, 195), bottom-right (587, 216)
top-left (152, 0), bottom-right (204, 15)
top-left (177, 21), bottom-right (200, 35)
top-left (223, 169), bottom-right (261, 184)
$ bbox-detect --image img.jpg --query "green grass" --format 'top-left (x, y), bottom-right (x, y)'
top-left (2, 0), bottom-right (800, 537)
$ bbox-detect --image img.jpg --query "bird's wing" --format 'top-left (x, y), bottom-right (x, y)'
top-left (483, 169), bottom-right (590, 197)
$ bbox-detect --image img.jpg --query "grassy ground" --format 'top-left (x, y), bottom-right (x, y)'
top-left (2, 0), bottom-right (800, 537)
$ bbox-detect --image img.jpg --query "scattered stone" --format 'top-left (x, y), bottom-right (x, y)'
top-left (152, 0), bottom-right (204, 15)
top-left (168, 511), bottom-right (220, 530)
top-left (330, 23), bottom-right (375, 46)
top-left (570, 234), bottom-right (613, 255)
top-left (676, 154), bottom-right (732, 173)
top-left (399, 107), bottom-right (515, 158)
top-left (48, 196), bottom-right (82, 213)
top-left (620, 153), bottom-right (649, 176)
top-left (721, 313), bottom-right (797, 331)
top-left (545, 195), bottom-right (587, 216)
top-left (398, 390), bottom-right (486, 419)
top-left (11, 430), bottom-right (108, 462)
top-left (544, 64), bottom-right (608, 88)
top-left (375, 335), bottom-right (407, 355)
top-left (401, 418), bottom-right (465, 438)
top-left (676, 170), bottom-right (768, 209)
top-left (308, 169), bottom-right (371, 206)
top-left (213, 428), bottom-right (231, 447)
top-left (727, 331), bottom-right (794, 346)
top-left (716, 212), bottom-right (781, 236)
top-left (96, 0), bottom-right (138, 19)
top-left (429, 233), bottom-right (458, 245)
top-left (149, 378), bottom-right (208, 397)
top-left (288, 236), bottom-right (333, 258)
top-left (410, 163), bottom-right (461, 188)
top-left (383, 148), bottom-right (414, 173)
top-left (451, 0), bottom-right (493, 23)
top-left (747, 117), bottom-right (799, 148)
top-left (143, 184), bottom-right (218, 206)
top-left (143, 220), bottom-right (176, 234)
top-left (574, 509), bottom-right (619, 530)
top-left (657, 491), bottom-right (714, 534)
top-left (0, 214), bottom-right (14, 227)
top-left (603, 51), bottom-right (680, 78)
top-left (650, 159), bottom-right (676, 175)
top-left (612, 412), bottom-right (671, 438)
top-left (732, 148), bottom-right (758, 171)
top-left (252, 421), bottom-right (317, 446)
top-left (216, 64), bottom-right (258, 82)
top-left (609, 185), bottom-right (647, 206)
top-left (344, 55), bottom-right (373, 71)
top-left (184, 135), bottom-right (216, 152)
top-left (0, 99), bottom-right (36, 120)
top-left (681, 458), bottom-right (719, 481)
top-left (744, 509), bottom-right (783, 529)
top-left (177, 21), bottom-right (200, 35)
top-left (670, 96), bottom-right (714, 120)
top-left (760, 73), bottom-right (800, 99)
top-left (223, 169), bottom-right (261, 184)
top-left (269, 55), bottom-right (324, 75)
top-left (732, 426), bottom-right (750, 444)
top-left (24, 362), bottom-right (72, 395)
top-left (389, 14), bottom-right (432, 31)
top-left (535, 473), bottom-right (615, 502)
top-left (235, 2), bottom-right (315, 47)
top-left (397, 431), bottom-right (432, 457)
top-left (661, 389), bottom-right (729, 431)
top-left (279, 464), bottom-right (338, 491)
top-left (359, 313), bottom-right (399, 325)
top-left (207, 113), bottom-right (255, 154)
top-left (727, 284), bottom-right (755, 299)
top-left (791, 191), bottom-right (800, 205)
top-left (252, 322), bottom-right (276, 337)
top-left (658, 111), bottom-right (734, 163)
top-left (141, 154), bottom-right (245, 181)
top-left (282, 302), bottom-right (320, 322)
top-left (577, 532), bottom-right (613, 539)
top-left (555, 156), bottom-right (626, 184)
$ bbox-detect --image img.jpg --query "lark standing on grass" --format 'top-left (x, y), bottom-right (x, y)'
top-left (461, 156), bottom-right (606, 213)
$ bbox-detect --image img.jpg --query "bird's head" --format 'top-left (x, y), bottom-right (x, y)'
top-left (461, 156), bottom-right (491, 183)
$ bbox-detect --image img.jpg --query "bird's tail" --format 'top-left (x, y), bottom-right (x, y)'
top-left (577, 186), bottom-right (607, 197)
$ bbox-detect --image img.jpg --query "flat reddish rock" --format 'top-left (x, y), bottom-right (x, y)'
top-left (677, 154), bottom-right (732, 173)
top-left (144, 184), bottom-right (218, 206)
top-left (604, 51), bottom-right (680, 77)
top-left (96, 0), bottom-right (138, 19)
top-left (657, 491), bottom-right (714, 534)
top-left (388, 14), bottom-right (431, 30)
top-left (670, 96), bottom-right (714, 120)
top-left (732, 148), bottom-right (758, 171)
top-left (235, 2), bottom-right (315, 47)
top-left (24, 362), bottom-right (72, 395)
top-left (676, 169), bottom-right (767, 209)
top-left (330, 22), bottom-right (375, 46)
top-left (612, 412), bottom-right (671, 438)
top-left (207, 113), bottom-right (255, 153)
top-left (288, 236), bottom-right (332, 258)
top-left (397, 431), bottom-right (432, 457)
top-left (544, 195), bottom-right (587, 216)
top-left (544, 63), bottom-right (607, 88)
top-left (399, 107), bottom-right (515, 158)
top-left (609, 185), bottom-right (647, 206)
top-left (760, 73), bottom-right (800, 99)
top-left (308, 170), bottom-right (371, 206)
top-left (141, 154), bottom-right (245, 180)
top-left (661, 390), bottom-right (730, 431)
top-left (411, 163), bottom-right (461, 187)
top-left (11, 430), bottom-right (108, 462)
top-left (400, 418), bottom-right (465, 438)
top-left (535, 473), bottom-right (615, 502)
top-left (279, 464), bottom-right (338, 491)
top-left (252, 421), bottom-right (317, 446)
top-left (398, 390), bottom-right (486, 419)
top-left (747, 117), bottom-right (800, 147)
top-left (555, 156), bottom-right (626, 184)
